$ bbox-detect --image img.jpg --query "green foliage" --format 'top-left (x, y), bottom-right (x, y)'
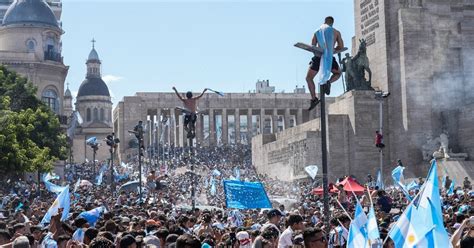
top-left (0, 66), bottom-right (66, 175)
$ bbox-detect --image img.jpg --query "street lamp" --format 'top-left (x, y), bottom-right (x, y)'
top-left (129, 121), bottom-right (144, 203)
top-left (86, 138), bottom-right (99, 176)
top-left (374, 90), bottom-right (390, 187)
top-left (105, 133), bottom-right (120, 195)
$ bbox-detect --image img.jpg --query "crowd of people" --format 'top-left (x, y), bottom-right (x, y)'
top-left (0, 144), bottom-right (473, 248)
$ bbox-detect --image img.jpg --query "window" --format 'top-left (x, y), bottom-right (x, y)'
top-left (26, 39), bottom-right (36, 52)
top-left (41, 89), bottom-right (58, 113)
top-left (86, 108), bottom-right (91, 122)
top-left (93, 108), bottom-right (98, 121)
top-left (100, 108), bottom-right (104, 121)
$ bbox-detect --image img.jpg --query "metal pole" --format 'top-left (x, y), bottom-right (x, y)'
top-left (319, 85), bottom-right (330, 231)
top-left (93, 149), bottom-right (96, 177)
top-left (379, 99), bottom-right (383, 186)
top-left (110, 145), bottom-right (114, 195)
top-left (139, 137), bottom-right (143, 203)
top-left (190, 141), bottom-right (195, 209)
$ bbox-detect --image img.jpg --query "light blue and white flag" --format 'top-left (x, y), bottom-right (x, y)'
top-left (74, 178), bottom-right (81, 192)
top-left (234, 167), bottom-right (240, 181)
top-left (206, 88), bottom-right (225, 97)
top-left (315, 23), bottom-right (334, 85)
top-left (305, 165), bottom-right (319, 180)
top-left (388, 204), bottom-right (427, 247)
top-left (366, 207), bottom-right (380, 243)
top-left (210, 177), bottom-right (217, 196)
top-left (447, 179), bottom-right (455, 195)
top-left (43, 172), bottom-right (59, 182)
top-left (212, 169), bottom-right (221, 177)
top-left (347, 202), bottom-right (368, 248)
top-left (72, 228), bottom-right (85, 242)
top-left (78, 206), bottom-right (106, 227)
top-left (392, 166), bottom-right (412, 201)
top-left (376, 169), bottom-right (384, 189)
top-left (40, 186), bottom-right (70, 226)
top-left (406, 181), bottom-right (420, 191)
top-left (44, 180), bottom-right (67, 195)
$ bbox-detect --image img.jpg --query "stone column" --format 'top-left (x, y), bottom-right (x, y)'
top-left (179, 114), bottom-right (185, 147)
top-left (246, 108), bottom-right (252, 144)
top-left (222, 109), bottom-right (228, 144)
top-left (195, 113), bottom-right (202, 146)
top-left (272, 109), bottom-right (278, 133)
top-left (235, 108), bottom-right (240, 144)
top-left (297, 108), bottom-right (303, 125)
top-left (284, 108), bottom-right (291, 130)
top-left (209, 109), bottom-right (216, 146)
top-left (260, 108), bottom-right (265, 134)
top-left (169, 109), bottom-right (175, 146)
top-left (156, 109), bottom-right (162, 145)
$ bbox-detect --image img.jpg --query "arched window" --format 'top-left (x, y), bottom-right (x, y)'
top-left (100, 108), bottom-right (104, 121)
top-left (86, 108), bottom-right (91, 122)
top-left (93, 108), bottom-right (98, 121)
top-left (41, 89), bottom-right (58, 114)
top-left (26, 39), bottom-right (36, 52)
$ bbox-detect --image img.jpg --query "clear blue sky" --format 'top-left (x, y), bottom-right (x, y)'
top-left (61, 0), bottom-right (355, 106)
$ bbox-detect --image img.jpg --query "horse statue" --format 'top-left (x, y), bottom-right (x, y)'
top-left (341, 39), bottom-right (373, 91)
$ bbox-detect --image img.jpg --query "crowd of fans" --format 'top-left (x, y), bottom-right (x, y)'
top-left (0, 144), bottom-right (473, 248)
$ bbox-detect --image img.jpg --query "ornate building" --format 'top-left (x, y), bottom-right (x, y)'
top-left (0, 0), bottom-right (68, 118)
top-left (71, 42), bottom-right (113, 163)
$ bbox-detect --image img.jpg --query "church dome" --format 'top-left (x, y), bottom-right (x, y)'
top-left (2, 0), bottom-right (59, 28)
top-left (88, 48), bottom-right (100, 61)
top-left (77, 77), bottom-right (110, 97)
top-left (64, 87), bottom-right (72, 98)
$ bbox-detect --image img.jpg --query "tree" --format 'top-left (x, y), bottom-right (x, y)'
top-left (0, 66), bottom-right (66, 176)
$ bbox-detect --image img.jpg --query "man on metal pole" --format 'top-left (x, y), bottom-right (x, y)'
top-left (307, 16), bottom-right (345, 230)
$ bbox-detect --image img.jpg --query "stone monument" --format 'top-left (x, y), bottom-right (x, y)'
top-left (341, 39), bottom-right (374, 91)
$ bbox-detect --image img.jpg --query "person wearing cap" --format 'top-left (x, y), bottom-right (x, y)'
top-left (278, 214), bottom-right (304, 248)
top-left (236, 231), bottom-right (252, 248)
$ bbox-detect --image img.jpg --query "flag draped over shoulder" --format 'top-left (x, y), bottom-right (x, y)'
top-left (315, 23), bottom-right (334, 85)
top-left (389, 160), bottom-right (452, 248)
top-left (40, 186), bottom-right (70, 226)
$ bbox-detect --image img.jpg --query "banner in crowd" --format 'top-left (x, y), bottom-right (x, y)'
top-left (223, 180), bottom-right (271, 209)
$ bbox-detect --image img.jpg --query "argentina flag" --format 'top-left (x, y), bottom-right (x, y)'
top-left (40, 186), bottom-right (70, 226)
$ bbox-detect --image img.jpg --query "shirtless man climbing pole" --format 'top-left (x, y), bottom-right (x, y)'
top-left (306, 16), bottom-right (344, 111)
top-left (172, 87), bottom-right (207, 138)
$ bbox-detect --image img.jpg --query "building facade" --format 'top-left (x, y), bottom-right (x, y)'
top-left (70, 44), bottom-right (113, 163)
top-left (0, 0), bottom-right (68, 118)
top-left (252, 0), bottom-right (474, 183)
top-left (113, 89), bottom-right (327, 162)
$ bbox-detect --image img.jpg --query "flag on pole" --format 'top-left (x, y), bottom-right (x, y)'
top-left (44, 180), bottom-right (67, 195)
top-left (406, 181), bottom-right (420, 191)
top-left (40, 186), bottom-right (70, 226)
top-left (376, 169), bottom-right (384, 189)
top-left (447, 179), bottom-right (455, 195)
top-left (366, 207), bottom-right (380, 243)
top-left (389, 160), bottom-right (452, 247)
top-left (347, 202), bottom-right (369, 248)
top-left (391, 166), bottom-right (412, 201)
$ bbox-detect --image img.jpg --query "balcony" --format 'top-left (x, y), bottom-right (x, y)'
top-left (44, 51), bottom-right (63, 63)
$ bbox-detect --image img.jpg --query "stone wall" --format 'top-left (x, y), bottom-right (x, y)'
top-left (253, 90), bottom-right (383, 182)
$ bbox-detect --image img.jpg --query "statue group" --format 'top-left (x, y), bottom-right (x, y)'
top-left (341, 39), bottom-right (374, 91)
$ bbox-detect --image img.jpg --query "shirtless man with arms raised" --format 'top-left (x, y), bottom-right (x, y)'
top-left (172, 87), bottom-right (207, 138)
top-left (306, 16), bottom-right (344, 111)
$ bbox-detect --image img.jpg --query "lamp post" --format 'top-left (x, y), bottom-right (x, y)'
top-left (106, 133), bottom-right (120, 196)
top-left (374, 90), bottom-right (390, 187)
top-left (129, 121), bottom-right (144, 203)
